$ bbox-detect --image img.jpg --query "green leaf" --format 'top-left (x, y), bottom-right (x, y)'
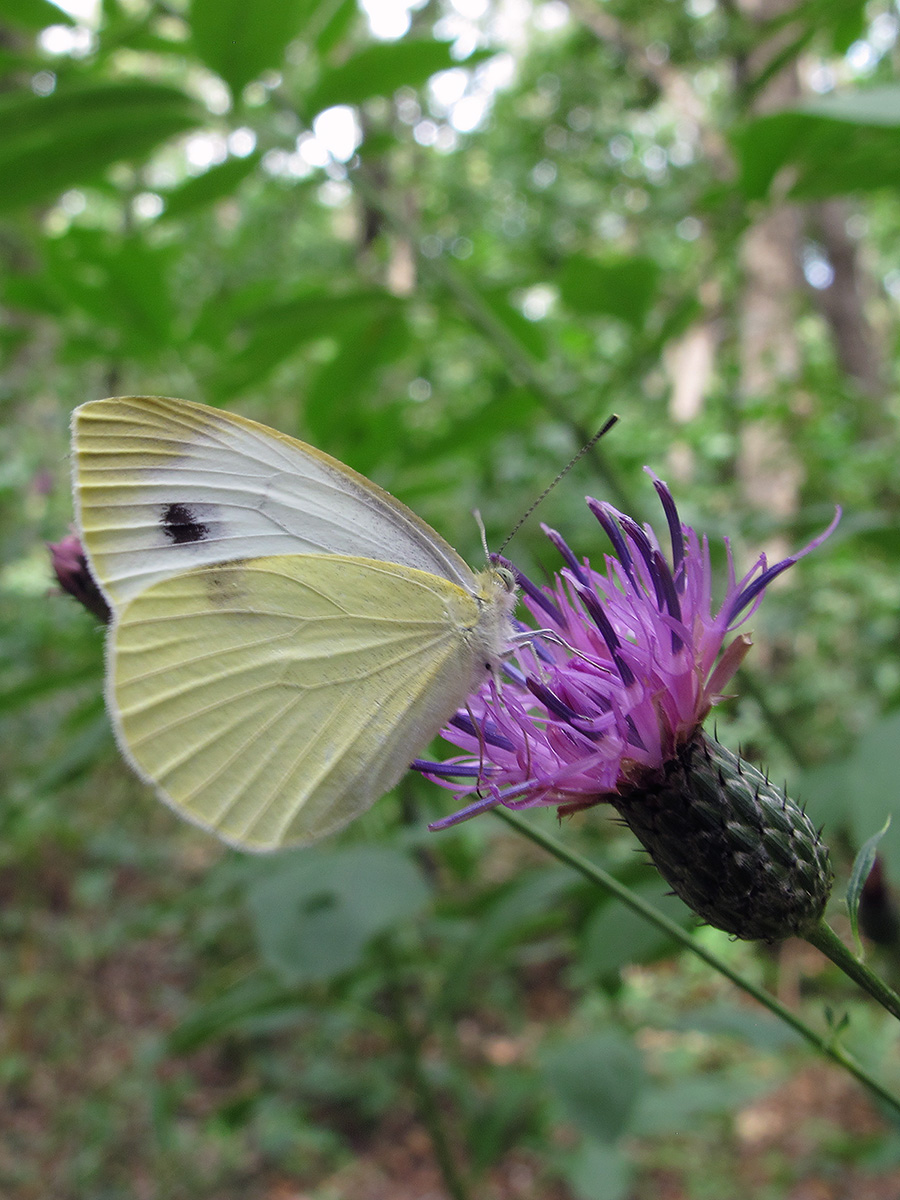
top-left (207, 289), bottom-right (402, 398)
top-left (302, 306), bottom-right (410, 444)
top-left (0, 0), bottom-right (74, 29)
top-left (733, 87), bottom-right (900, 201)
top-left (0, 81), bottom-right (202, 212)
top-left (540, 1031), bottom-right (645, 1142)
top-left (559, 1137), bottom-right (634, 1200)
top-left (246, 846), bottom-right (431, 984)
top-left (847, 816), bottom-right (891, 954)
top-left (190, 0), bottom-right (318, 95)
top-left (824, 1006), bottom-right (851, 1036)
top-left (307, 40), bottom-right (493, 114)
top-left (828, 0), bottom-right (867, 53)
top-left (160, 152), bottom-right (262, 221)
top-left (13, 230), bottom-right (177, 358)
top-left (313, 0), bottom-right (357, 56)
top-left (631, 1073), bottom-right (768, 1136)
top-left (557, 254), bottom-right (660, 328)
top-left (189, 278), bottom-right (292, 348)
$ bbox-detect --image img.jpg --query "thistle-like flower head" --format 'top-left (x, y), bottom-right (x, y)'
top-left (416, 473), bottom-right (839, 832)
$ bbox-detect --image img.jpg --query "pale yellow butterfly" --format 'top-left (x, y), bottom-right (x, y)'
top-left (72, 396), bottom-right (517, 851)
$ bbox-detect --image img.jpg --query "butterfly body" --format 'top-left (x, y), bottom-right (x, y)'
top-left (72, 396), bottom-right (516, 850)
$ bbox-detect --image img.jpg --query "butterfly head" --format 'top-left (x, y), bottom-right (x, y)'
top-left (467, 565), bottom-right (518, 680)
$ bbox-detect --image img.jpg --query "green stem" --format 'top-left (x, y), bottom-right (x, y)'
top-left (494, 807), bottom-right (900, 1119)
top-left (805, 919), bottom-right (900, 1023)
top-left (379, 938), bottom-right (472, 1200)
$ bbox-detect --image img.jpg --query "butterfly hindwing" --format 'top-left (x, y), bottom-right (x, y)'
top-left (108, 554), bottom-right (488, 850)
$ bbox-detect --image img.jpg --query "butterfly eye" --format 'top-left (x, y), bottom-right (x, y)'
top-left (495, 566), bottom-right (516, 592)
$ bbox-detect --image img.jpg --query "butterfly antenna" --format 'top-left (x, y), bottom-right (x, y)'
top-left (473, 509), bottom-right (491, 561)
top-left (496, 414), bottom-right (619, 555)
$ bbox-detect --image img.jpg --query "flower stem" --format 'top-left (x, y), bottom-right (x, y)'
top-left (495, 807), bottom-right (900, 1119)
top-left (804, 919), bottom-right (900, 1023)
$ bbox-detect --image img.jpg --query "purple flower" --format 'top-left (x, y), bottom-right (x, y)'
top-left (415, 473), bottom-right (839, 831)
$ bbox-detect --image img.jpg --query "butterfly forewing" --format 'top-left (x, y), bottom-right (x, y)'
top-left (74, 395), bottom-right (477, 607)
top-left (109, 555), bottom-right (488, 849)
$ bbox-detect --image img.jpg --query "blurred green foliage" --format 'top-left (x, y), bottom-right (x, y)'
top-left (5, 0), bottom-right (900, 1195)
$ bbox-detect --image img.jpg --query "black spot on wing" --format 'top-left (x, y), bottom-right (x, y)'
top-left (160, 502), bottom-right (210, 545)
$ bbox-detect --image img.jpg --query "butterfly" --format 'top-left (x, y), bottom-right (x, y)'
top-left (71, 396), bottom-right (517, 851)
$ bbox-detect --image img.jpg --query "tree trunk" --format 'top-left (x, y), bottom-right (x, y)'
top-left (807, 198), bottom-right (886, 411)
top-left (735, 0), bottom-right (804, 521)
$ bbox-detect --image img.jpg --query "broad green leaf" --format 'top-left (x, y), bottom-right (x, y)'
top-left (302, 306), bottom-right (411, 445)
top-left (307, 40), bottom-right (493, 114)
top-left (207, 289), bottom-right (402, 398)
top-left (732, 112), bottom-right (807, 200)
top-left (190, 0), bottom-right (317, 95)
top-left (559, 1138), bottom-right (633, 1200)
top-left (0, 0), bottom-right (74, 29)
top-left (160, 152), bottom-right (262, 221)
top-left (828, 0), bottom-right (866, 53)
top-left (847, 816), bottom-right (891, 953)
top-left (246, 846), bottom-right (431, 984)
top-left (557, 254), bottom-right (660, 328)
top-left (0, 82), bottom-right (202, 212)
top-left (189, 279), bottom-right (293, 348)
top-left (15, 230), bottom-right (177, 359)
top-left (631, 1073), bottom-right (768, 1136)
top-left (77, 235), bottom-right (175, 351)
top-left (314, 0), bottom-right (357, 56)
top-left (540, 1031), bottom-right (645, 1142)
top-left (416, 383), bottom-right (540, 453)
top-left (733, 88), bottom-right (900, 201)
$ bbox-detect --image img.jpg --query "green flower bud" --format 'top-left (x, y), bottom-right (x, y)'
top-left (613, 732), bottom-right (832, 942)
